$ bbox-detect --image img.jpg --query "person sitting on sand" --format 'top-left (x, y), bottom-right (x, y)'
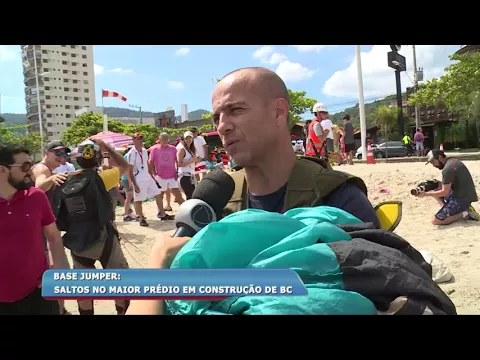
top-left (419, 149), bottom-right (479, 225)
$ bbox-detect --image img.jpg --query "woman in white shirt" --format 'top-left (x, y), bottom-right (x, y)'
top-left (176, 131), bottom-right (200, 199)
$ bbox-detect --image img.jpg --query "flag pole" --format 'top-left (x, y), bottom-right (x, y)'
top-left (355, 45), bottom-right (367, 160)
top-left (101, 89), bottom-right (108, 132)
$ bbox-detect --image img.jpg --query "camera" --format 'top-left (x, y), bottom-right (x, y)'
top-left (411, 180), bottom-right (440, 196)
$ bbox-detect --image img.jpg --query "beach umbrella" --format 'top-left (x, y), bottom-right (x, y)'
top-left (71, 131), bottom-right (133, 155)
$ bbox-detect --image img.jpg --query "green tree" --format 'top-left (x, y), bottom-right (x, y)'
top-left (202, 112), bottom-right (213, 122)
top-left (287, 89), bottom-right (317, 126)
top-left (408, 52), bottom-right (480, 109)
top-left (0, 124), bottom-right (44, 159)
top-left (375, 106), bottom-right (397, 140)
top-left (123, 123), bottom-right (161, 148)
top-left (408, 52), bottom-right (480, 147)
top-left (61, 112), bottom-right (126, 146)
top-left (444, 122), bottom-right (466, 148)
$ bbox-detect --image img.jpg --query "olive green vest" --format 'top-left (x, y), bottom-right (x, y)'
top-left (225, 156), bottom-right (367, 215)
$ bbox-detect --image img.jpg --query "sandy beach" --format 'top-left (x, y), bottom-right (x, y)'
top-left (63, 160), bottom-right (480, 315)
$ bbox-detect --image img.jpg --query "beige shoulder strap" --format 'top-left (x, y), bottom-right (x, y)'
top-left (224, 169), bottom-right (248, 215)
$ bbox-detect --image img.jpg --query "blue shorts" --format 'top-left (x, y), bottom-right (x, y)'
top-left (435, 193), bottom-right (471, 221)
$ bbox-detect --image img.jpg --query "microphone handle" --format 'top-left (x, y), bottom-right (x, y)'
top-left (171, 223), bottom-right (197, 238)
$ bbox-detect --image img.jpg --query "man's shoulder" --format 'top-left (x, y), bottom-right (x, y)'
top-left (25, 187), bottom-right (49, 202)
top-left (33, 162), bottom-right (50, 174)
top-left (294, 157), bottom-right (367, 192)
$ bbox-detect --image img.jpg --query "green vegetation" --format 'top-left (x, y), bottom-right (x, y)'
top-left (0, 107), bottom-right (210, 128)
top-left (329, 94), bottom-right (407, 129)
top-left (61, 113), bottom-right (214, 148)
top-left (0, 123), bottom-right (44, 158)
top-left (408, 51), bottom-right (480, 148)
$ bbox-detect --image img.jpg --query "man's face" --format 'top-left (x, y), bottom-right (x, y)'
top-left (46, 148), bottom-right (68, 167)
top-left (60, 157), bottom-right (67, 165)
top-left (191, 131), bottom-right (198, 138)
top-left (133, 136), bottom-right (143, 147)
top-left (212, 76), bottom-right (282, 167)
top-left (431, 157), bottom-right (446, 170)
top-left (1, 152), bottom-right (33, 190)
top-left (160, 135), bottom-right (169, 146)
top-left (320, 111), bottom-right (329, 120)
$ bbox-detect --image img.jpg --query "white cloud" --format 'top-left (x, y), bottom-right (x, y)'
top-left (293, 45), bottom-right (333, 53)
top-left (95, 64), bottom-right (133, 75)
top-left (175, 47), bottom-right (190, 56)
top-left (168, 81), bottom-right (184, 89)
top-left (276, 61), bottom-right (317, 82)
top-left (94, 64), bottom-right (104, 75)
top-left (108, 68), bottom-right (133, 74)
top-left (323, 45), bottom-right (460, 98)
top-left (252, 46), bottom-right (287, 65)
top-left (0, 45), bottom-right (17, 62)
top-left (252, 46), bottom-right (315, 82)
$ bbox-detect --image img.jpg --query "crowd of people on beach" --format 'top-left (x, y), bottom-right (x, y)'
top-left (1, 66), bottom-right (478, 315)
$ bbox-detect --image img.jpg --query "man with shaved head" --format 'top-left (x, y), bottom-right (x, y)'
top-left (213, 67), bottom-right (380, 226)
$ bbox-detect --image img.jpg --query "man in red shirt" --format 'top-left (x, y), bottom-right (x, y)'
top-left (0, 144), bottom-right (65, 315)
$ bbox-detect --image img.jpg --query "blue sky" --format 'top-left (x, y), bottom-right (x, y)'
top-left (0, 45), bottom-right (460, 118)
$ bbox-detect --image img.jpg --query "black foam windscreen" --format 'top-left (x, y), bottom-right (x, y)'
top-left (192, 169), bottom-right (235, 214)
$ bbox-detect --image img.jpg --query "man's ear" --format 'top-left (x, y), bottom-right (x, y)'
top-left (275, 98), bottom-right (290, 129)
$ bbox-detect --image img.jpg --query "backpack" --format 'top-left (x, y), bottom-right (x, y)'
top-left (54, 169), bottom-right (114, 253)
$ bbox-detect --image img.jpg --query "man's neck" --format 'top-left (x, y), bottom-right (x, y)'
top-left (0, 183), bottom-right (18, 201)
top-left (135, 145), bottom-right (142, 152)
top-left (161, 144), bottom-right (169, 148)
top-left (245, 144), bottom-right (296, 196)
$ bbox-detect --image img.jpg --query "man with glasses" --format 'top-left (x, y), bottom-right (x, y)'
top-left (0, 144), bottom-right (65, 315)
top-left (32, 140), bottom-right (72, 315)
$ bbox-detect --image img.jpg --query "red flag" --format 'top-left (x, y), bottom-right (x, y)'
top-left (102, 89), bottom-right (127, 102)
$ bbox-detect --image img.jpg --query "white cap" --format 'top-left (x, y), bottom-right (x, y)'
top-left (313, 102), bottom-right (328, 113)
top-left (184, 131), bottom-right (194, 138)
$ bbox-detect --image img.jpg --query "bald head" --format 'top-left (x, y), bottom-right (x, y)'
top-left (212, 67), bottom-right (292, 169)
top-left (220, 67), bottom-right (290, 106)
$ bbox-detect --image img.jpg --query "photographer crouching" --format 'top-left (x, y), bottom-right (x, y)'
top-left (416, 149), bottom-right (479, 225)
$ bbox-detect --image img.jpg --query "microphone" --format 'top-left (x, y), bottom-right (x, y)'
top-left (172, 169), bottom-right (236, 238)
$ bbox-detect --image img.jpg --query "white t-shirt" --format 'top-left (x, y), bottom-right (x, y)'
top-left (127, 147), bottom-right (150, 182)
top-left (53, 162), bottom-right (75, 173)
top-left (176, 142), bottom-right (195, 175)
top-left (320, 119), bottom-right (334, 140)
top-left (193, 136), bottom-right (207, 159)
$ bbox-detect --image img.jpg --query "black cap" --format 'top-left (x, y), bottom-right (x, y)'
top-left (45, 140), bottom-right (71, 153)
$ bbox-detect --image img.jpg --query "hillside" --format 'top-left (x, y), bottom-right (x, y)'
top-left (329, 93), bottom-right (407, 129)
top-left (87, 107), bottom-right (210, 122)
top-left (0, 108), bottom-right (210, 127)
top-left (0, 113), bottom-right (28, 126)
top-left (2, 95), bottom-right (408, 130)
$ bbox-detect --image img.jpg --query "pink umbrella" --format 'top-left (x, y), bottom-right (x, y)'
top-left (71, 131), bottom-right (133, 155)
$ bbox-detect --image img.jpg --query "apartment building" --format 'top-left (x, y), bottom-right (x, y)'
top-left (21, 45), bottom-right (96, 141)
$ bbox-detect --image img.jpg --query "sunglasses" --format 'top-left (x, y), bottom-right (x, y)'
top-left (51, 150), bottom-right (68, 157)
top-left (8, 161), bottom-right (33, 173)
